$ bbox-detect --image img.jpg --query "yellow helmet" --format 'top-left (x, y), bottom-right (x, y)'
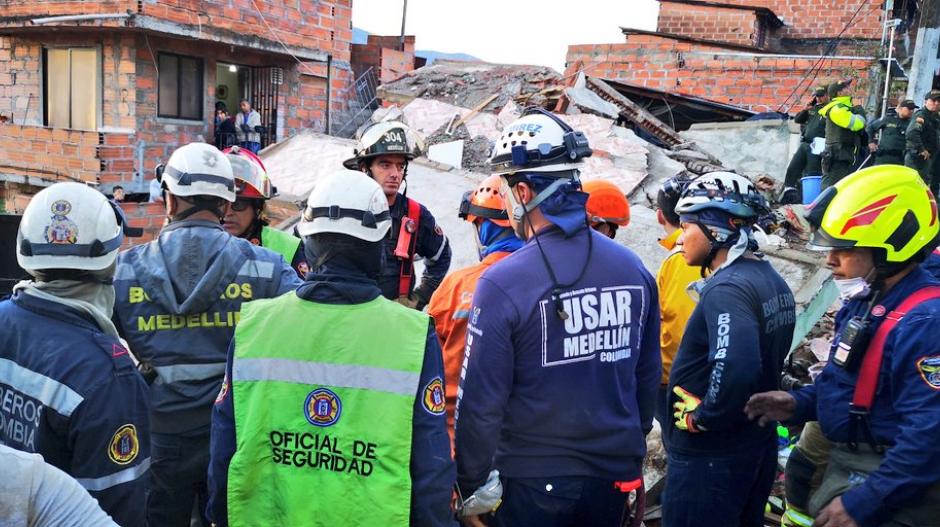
top-left (805, 165), bottom-right (939, 263)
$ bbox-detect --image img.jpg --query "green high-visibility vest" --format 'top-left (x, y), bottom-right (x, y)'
top-left (227, 293), bottom-right (428, 527)
top-left (261, 225), bottom-right (301, 264)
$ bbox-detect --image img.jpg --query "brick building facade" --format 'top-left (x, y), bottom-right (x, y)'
top-left (351, 34), bottom-right (417, 85)
top-left (0, 0), bottom-right (354, 241)
top-left (566, 0), bottom-right (887, 114)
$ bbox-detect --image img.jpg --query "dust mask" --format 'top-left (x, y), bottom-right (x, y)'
top-left (833, 276), bottom-right (871, 301)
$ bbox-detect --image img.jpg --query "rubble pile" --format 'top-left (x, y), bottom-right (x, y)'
top-left (377, 60), bottom-right (563, 112)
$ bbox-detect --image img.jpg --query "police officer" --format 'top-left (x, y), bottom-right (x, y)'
top-left (207, 170), bottom-right (455, 527)
top-left (783, 86), bottom-right (830, 203)
top-left (427, 175), bottom-right (524, 441)
top-left (112, 142), bottom-right (302, 526)
top-left (820, 81), bottom-right (867, 188)
top-left (221, 146), bottom-right (307, 277)
top-left (868, 100), bottom-right (916, 166)
top-left (905, 90), bottom-right (940, 196)
top-left (747, 165), bottom-right (940, 527)
top-left (343, 121), bottom-right (451, 309)
top-left (663, 172), bottom-right (795, 527)
top-left (455, 108), bottom-right (661, 526)
top-left (0, 182), bottom-right (150, 526)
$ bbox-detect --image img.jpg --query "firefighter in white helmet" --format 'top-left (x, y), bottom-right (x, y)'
top-left (208, 169), bottom-right (455, 526)
top-left (0, 182), bottom-right (149, 526)
top-left (111, 142), bottom-right (302, 526)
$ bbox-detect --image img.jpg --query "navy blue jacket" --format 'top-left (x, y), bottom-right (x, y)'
top-left (666, 258), bottom-right (795, 454)
top-left (0, 293), bottom-right (151, 526)
top-left (923, 249), bottom-right (940, 281)
top-left (791, 267), bottom-right (940, 526)
top-left (455, 226), bottom-right (661, 495)
top-left (207, 266), bottom-right (456, 527)
top-left (113, 220), bottom-right (302, 435)
top-left (380, 194), bottom-right (451, 303)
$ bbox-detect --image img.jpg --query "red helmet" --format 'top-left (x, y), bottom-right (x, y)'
top-left (459, 175), bottom-right (510, 227)
top-left (223, 146), bottom-right (271, 200)
top-left (583, 179), bottom-right (630, 227)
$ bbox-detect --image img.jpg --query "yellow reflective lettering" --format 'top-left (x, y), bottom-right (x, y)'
top-left (156, 314), bottom-right (171, 330)
top-left (129, 287), bottom-right (146, 304)
top-left (200, 312), bottom-right (213, 327)
top-left (171, 315), bottom-right (185, 329)
top-left (137, 316), bottom-right (156, 331)
top-left (241, 283), bottom-right (253, 300)
top-left (225, 283), bottom-right (241, 299)
top-left (187, 314), bottom-right (200, 327)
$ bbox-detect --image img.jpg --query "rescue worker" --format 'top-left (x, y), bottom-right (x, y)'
top-left (112, 142), bottom-right (302, 527)
top-left (1, 444), bottom-right (119, 527)
top-left (820, 81), bottom-right (867, 189)
top-left (426, 175), bottom-right (524, 442)
top-left (662, 172), bottom-right (795, 527)
top-left (582, 178), bottom-right (630, 238)
top-left (221, 145), bottom-right (307, 277)
top-left (342, 121), bottom-right (451, 308)
top-left (868, 100), bottom-right (916, 166)
top-left (747, 165), bottom-right (940, 527)
top-left (783, 86), bottom-right (830, 203)
top-left (924, 248), bottom-right (940, 280)
top-left (654, 176), bottom-right (700, 440)
top-left (0, 182), bottom-right (150, 526)
top-left (455, 108), bottom-right (661, 526)
top-left (905, 90), bottom-right (940, 196)
top-left (207, 170), bottom-right (455, 526)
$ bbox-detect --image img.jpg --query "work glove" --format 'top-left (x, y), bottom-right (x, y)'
top-left (672, 386), bottom-right (703, 433)
top-left (396, 295), bottom-right (419, 309)
top-left (457, 470), bottom-right (503, 518)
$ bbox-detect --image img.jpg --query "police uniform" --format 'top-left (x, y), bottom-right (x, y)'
top-left (868, 109), bottom-right (910, 166)
top-left (0, 293), bottom-right (150, 526)
top-left (784, 102), bottom-right (827, 194)
top-left (113, 219), bottom-right (302, 526)
top-left (905, 101), bottom-right (940, 194)
top-left (820, 95), bottom-right (867, 188)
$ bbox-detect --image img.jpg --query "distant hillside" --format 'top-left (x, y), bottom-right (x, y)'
top-left (352, 27), bottom-right (479, 65)
top-left (415, 50), bottom-right (480, 65)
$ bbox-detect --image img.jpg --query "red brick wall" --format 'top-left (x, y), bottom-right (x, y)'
top-left (0, 125), bottom-right (100, 185)
top-left (566, 36), bottom-right (875, 113)
top-left (657, 2), bottom-right (762, 47)
top-left (351, 35), bottom-right (415, 82)
top-left (706, 0), bottom-right (883, 42)
top-left (120, 200), bottom-right (167, 245)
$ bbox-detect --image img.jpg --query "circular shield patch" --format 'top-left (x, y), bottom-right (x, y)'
top-left (871, 305), bottom-right (886, 317)
top-left (422, 377), bottom-right (446, 416)
top-left (916, 355), bottom-right (940, 390)
top-left (108, 424), bottom-right (140, 465)
top-left (304, 388), bottom-right (342, 427)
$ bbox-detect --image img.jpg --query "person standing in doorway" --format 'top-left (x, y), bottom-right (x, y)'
top-left (236, 99), bottom-right (262, 154)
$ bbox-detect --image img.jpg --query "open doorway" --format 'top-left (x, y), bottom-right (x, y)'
top-left (214, 63), bottom-right (280, 150)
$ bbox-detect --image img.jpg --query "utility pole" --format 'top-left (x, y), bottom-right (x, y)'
top-left (906, 0), bottom-right (940, 102)
top-left (399, 0), bottom-right (408, 52)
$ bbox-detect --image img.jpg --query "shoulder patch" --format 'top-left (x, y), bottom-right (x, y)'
top-left (916, 355), bottom-right (940, 390)
top-left (215, 374), bottom-right (230, 404)
top-left (304, 388), bottom-right (342, 427)
top-left (422, 377), bottom-right (446, 416)
top-left (108, 424), bottom-right (140, 465)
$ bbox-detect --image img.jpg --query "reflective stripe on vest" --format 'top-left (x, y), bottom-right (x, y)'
top-left (227, 294), bottom-right (428, 527)
top-left (261, 225), bottom-right (301, 264)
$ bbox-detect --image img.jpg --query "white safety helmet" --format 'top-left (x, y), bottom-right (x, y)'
top-left (342, 121), bottom-right (425, 170)
top-left (296, 170), bottom-right (391, 242)
top-left (674, 171), bottom-right (768, 220)
top-left (17, 182), bottom-right (130, 272)
top-left (157, 142), bottom-right (236, 202)
top-left (489, 107), bottom-right (592, 176)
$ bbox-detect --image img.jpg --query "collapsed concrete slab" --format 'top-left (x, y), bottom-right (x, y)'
top-left (680, 120), bottom-right (797, 182)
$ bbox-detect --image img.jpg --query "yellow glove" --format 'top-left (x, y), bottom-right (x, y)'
top-left (673, 386), bottom-right (703, 433)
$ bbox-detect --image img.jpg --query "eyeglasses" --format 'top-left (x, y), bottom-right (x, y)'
top-left (231, 199), bottom-right (254, 212)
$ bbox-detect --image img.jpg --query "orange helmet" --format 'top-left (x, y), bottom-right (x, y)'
top-left (583, 179), bottom-right (630, 227)
top-left (458, 175), bottom-right (510, 227)
top-left (223, 146), bottom-right (271, 200)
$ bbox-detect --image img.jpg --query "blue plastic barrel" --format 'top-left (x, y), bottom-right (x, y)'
top-left (801, 175), bottom-right (822, 205)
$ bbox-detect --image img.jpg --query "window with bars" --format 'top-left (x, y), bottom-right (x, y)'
top-left (43, 47), bottom-right (99, 130)
top-left (158, 52), bottom-right (204, 120)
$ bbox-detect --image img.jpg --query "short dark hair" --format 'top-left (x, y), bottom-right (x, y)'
top-left (657, 188), bottom-right (681, 226)
top-left (113, 185), bottom-right (124, 191)
top-left (215, 101), bottom-right (227, 111)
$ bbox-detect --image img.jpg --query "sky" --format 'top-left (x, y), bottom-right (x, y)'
top-left (351, 0), bottom-right (659, 72)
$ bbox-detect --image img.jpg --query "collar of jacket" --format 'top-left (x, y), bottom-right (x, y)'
top-left (659, 227), bottom-right (682, 251)
top-left (162, 219), bottom-right (224, 233)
